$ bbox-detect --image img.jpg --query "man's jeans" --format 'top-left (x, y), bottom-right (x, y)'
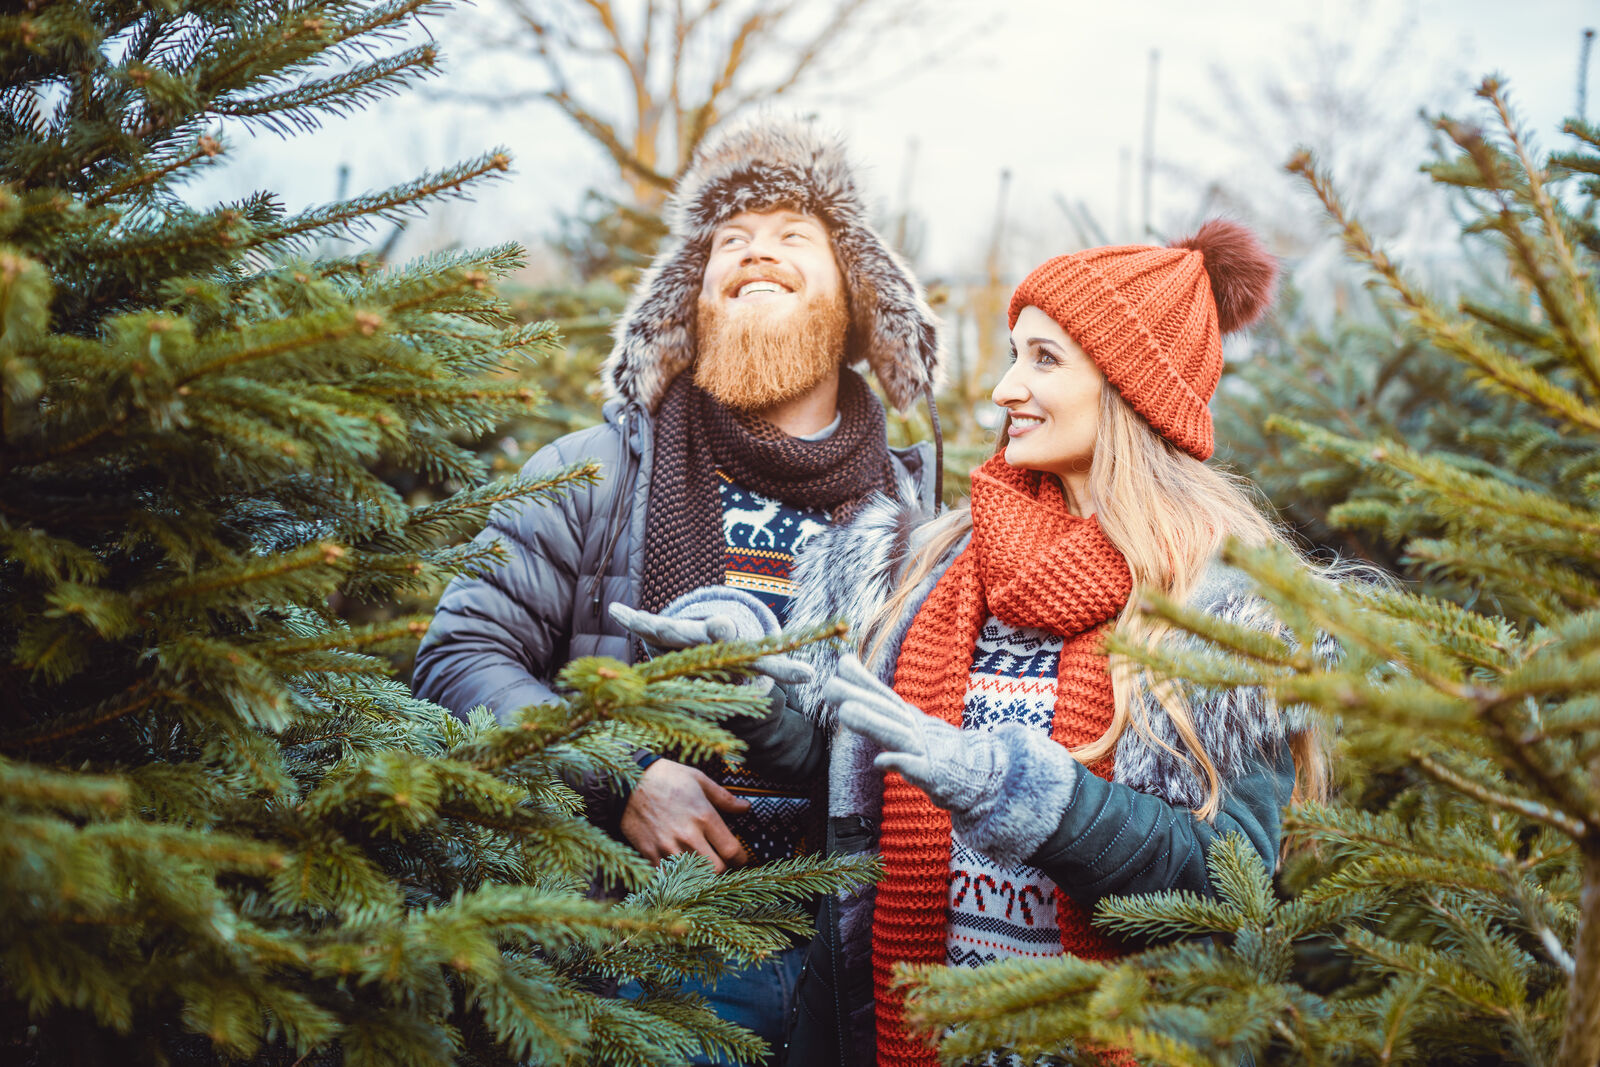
top-left (620, 943), bottom-right (807, 1066)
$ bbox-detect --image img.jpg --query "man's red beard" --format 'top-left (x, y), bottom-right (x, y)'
top-left (693, 281), bottom-right (850, 413)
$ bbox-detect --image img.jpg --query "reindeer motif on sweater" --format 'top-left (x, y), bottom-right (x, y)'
top-left (715, 471), bottom-right (831, 621)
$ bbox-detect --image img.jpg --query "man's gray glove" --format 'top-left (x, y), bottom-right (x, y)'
top-left (608, 587), bottom-right (812, 689)
top-left (821, 652), bottom-right (1074, 823)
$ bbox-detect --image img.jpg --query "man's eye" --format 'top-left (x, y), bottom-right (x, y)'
top-left (718, 234), bottom-right (745, 247)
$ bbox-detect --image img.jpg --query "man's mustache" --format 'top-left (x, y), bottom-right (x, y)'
top-left (721, 264), bottom-right (805, 297)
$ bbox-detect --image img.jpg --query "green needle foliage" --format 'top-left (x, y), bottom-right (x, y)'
top-left (0, 4), bottom-right (871, 1064)
top-left (898, 80), bottom-right (1600, 1067)
top-left (902, 837), bottom-right (1375, 1067)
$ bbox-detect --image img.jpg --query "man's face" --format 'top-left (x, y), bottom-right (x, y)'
top-left (699, 209), bottom-right (844, 312)
top-left (693, 208), bottom-right (849, 413)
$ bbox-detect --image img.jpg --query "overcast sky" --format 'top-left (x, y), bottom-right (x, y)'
top-left (195, 0), bottom-right (1597, 279)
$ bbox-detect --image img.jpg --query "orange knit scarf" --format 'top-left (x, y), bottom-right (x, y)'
top-left (872, 455), bottom-right (1134, 1067)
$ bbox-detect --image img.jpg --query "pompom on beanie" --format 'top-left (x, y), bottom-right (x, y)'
top-left (1007, 219), bottom-right (1277, 461)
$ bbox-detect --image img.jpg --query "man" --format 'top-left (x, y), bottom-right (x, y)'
top-left (411, 116), bottom-right (943, 1061)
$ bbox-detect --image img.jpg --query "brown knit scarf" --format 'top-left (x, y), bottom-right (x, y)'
top-left (872, 454), bottom-right (1135, 1067)
top-left (639, 368), bottom-right (896, 614)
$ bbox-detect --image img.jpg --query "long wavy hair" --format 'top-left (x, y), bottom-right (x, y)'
top-left (862, 386), bottom-right (1329, 819)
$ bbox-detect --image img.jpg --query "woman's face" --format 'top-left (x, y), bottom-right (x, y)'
top-left (992, 305), bottom-right (1104, 489)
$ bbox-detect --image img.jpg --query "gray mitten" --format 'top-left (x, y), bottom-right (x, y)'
top-left (608, 587), bottom-right (812, 688)
top-left (821, 652), bottom-right (1082, 864)
top-left (821, 653), bottom-right (1007, 812)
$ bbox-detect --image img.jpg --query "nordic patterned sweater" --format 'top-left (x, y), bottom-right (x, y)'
top-left (714, 471), bottom-right (829, 864)
top-left (948, 617), bottom-right (1066, 968)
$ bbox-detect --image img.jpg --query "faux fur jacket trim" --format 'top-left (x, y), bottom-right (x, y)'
top-left (601, 115), bottom-right (943, 414)
top-left (787, 493), bottom-right (1302, 818)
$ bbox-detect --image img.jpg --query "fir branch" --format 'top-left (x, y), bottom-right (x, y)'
top-left (178, 305), bottom-right (418, 383)
top-left (1405, 538), bottom-right (1600, 622)
top-left (1475, 79), bottom-right (1600, 393)
top-left (8, 309), bottom-right (401, 470)
top-left (87, 134), bottom-right (225, 207)
top-left (362, 461), bottom-right (600, 551)
top-left (1411, 751), bottom-right (1585, 840)
top-left (85, 821), bottom-right (289, 873)
top-left (581, 991), bottom-right (765, 1067)
top-left (160, 635), bottom-right (299, 730)
top-left (465, 964), bottom-right (587, 1064)
top-left (1342, 928), bottom-right (1513, 1021)
top-left (73, 201), bottom-right (254, 269)
top-left (336, 542), bottom-right (502, 600)
top-left (342, 379), bottom-right (545, 429)
top-left (437, 797), bottom-right (654, 886)
top-left (133, 540), bottom-right (350, 614)
top-left (1277, 420), bottom-right (1600, 553)
top-left (259, 616), bottom-right (431, 658)
top-left (1361, 583), bottom-right (1522, 675)
top-left (1090, 890), bottom-right (1247, 941)
top-left (213, 44), bottom-right (439, 136)
top-left (0, 682), bottom-right (163, 751)
top-left (0, 754), bottom-right (127, 812)
top-left (603, 990), bottom-right (769, 1066)
top-left (239, 150), bottom-right (512, 253)
top-left (633, 621), bottom-right (849, 685)
top-left (1469, 690), bottom-right (1600, 843)
top-left (1461, 298), bottom-right (1568, 356)
top-left (194, 0), bottom-right (438, 105)
top-left (1287, 149), bottom-right (1600, 433)
top-left (0, 520), bottom-right (109, 584)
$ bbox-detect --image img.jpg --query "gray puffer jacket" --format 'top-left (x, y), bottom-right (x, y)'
top-left (412, 399), bottom-right (651, 723)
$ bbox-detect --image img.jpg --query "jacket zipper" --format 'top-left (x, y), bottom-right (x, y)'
top-left (587, 406), bottom-right (639, 618)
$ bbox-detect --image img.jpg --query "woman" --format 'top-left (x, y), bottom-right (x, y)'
top-left (616, 219), bottom-right (1322, 1067)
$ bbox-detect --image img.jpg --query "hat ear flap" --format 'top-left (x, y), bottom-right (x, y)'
top-left (834, 222), bottom-right (943, 412)
top-left (603, 241), bottom-right (705, 412)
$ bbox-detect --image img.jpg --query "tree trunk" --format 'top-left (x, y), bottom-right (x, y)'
top-left (1558, 844), bottom-right (1600, 1067)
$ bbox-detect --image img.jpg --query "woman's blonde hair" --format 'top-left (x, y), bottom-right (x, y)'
top-left (863, 386), bottom-right (1329, 819)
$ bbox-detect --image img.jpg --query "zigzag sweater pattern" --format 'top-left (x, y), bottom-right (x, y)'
top-left (872, 455), bottom-right (1134, 1067)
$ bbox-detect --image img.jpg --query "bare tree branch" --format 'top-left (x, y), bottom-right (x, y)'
top-left (668, 0), bottom-right (688, 147)
top-left (686, 1), bottom-right (787, 153)
top-left (546, 87), bottom-right (676, 191)
top-left (733, 0), bottom-right (871, 107)
top-left (448, 0), bottom-right (972, 208)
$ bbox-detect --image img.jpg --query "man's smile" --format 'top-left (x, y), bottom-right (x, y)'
top-left (734, 280), bottom-right (793, 299)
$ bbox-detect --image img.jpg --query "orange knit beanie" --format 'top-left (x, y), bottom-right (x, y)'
top-left (1007, 219), bottom-right (1277, 461)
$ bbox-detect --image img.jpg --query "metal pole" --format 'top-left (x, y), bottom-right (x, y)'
top-left (1141, 48), bottom-right (1159, 240)
top-left (1579, 29), bottom-right (1595, 123)
top-left (1118, 146), bottom-right (1131, 243)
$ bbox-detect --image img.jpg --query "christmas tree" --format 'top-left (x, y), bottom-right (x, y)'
top-left (0, 3), bottom-right (869, 1063)
top-left (896, 80), bottom-right (1597, 1067)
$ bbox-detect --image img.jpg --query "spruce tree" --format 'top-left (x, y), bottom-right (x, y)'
top-left (896, 80), bottom-right (1598, 1067)
top-left (0, 3), bottom-right (869, 1063)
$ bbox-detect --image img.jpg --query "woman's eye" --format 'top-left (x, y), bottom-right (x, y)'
top-left (1034, 349), bottom-right (1060, 367)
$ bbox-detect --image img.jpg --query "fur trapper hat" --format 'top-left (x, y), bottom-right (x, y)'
top-left (603, 115), bottom-right (944, 413)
